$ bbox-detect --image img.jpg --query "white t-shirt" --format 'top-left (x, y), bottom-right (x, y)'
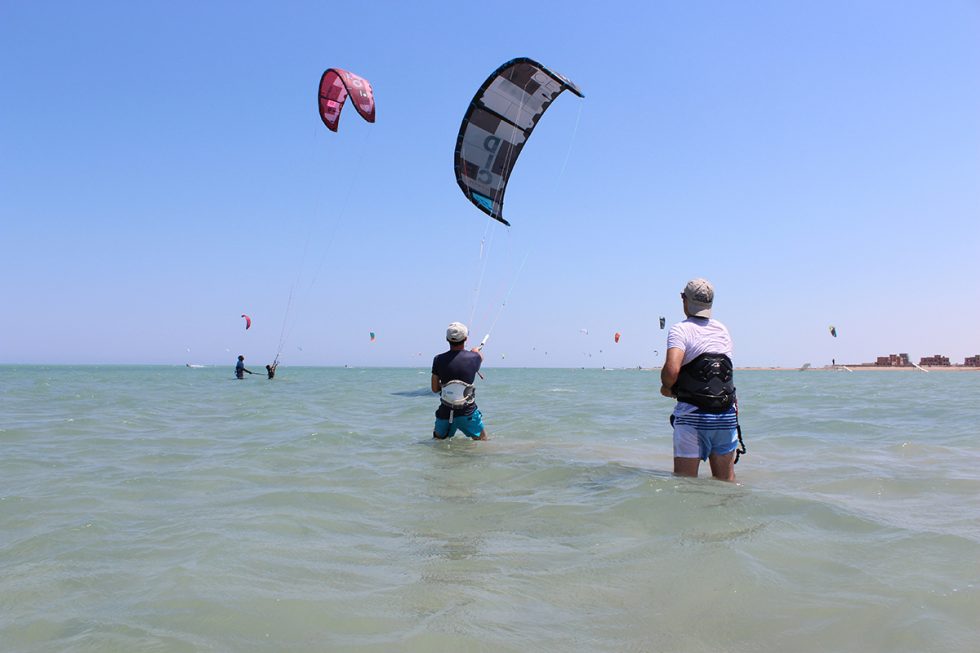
top-left (666, 317), bottom-right (734, 414)
top-left (666, 317), bottom-right (734, 365)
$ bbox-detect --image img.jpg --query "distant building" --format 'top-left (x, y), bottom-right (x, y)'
top-left (875, 353), bottom-right (910, 367)
top-left (919, 354), bottom-right (950, 366)
top-left (965, 355), bottom-right (980, 367)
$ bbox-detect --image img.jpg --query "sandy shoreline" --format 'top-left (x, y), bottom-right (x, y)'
top-left (638, 365), bottom-right (979, 372)
top-left (738, 365), bottom-right (980, 372)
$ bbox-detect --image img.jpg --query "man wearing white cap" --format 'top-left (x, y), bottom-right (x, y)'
top-left (660, 278), bottom-right (744, 481)
top-left (430, 322), bottom-right (488, 440)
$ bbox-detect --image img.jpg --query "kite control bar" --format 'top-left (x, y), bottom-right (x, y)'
top-left (475, 334), bottom-right (490, 380)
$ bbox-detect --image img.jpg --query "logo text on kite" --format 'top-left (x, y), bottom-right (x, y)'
top-left (477, 136), bottom-right (501, 184)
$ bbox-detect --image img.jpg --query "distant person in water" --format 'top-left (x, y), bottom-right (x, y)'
top-left (235, 355), bottom-right (254, 379)
top-left (431, 322), bottom-right (487, 441)
top-left (266, 362), bottom-right (278, 379)
top-left (660, 278), bottom-right (744, 481)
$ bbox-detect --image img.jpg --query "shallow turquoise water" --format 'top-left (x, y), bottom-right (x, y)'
top-left (2, 366), bottom-right (978, 652)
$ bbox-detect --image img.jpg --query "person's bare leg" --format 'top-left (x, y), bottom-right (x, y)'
top-left (708, 451), bottom-right (736, 482)
top-left (673, 457), bottom-right (699, 477)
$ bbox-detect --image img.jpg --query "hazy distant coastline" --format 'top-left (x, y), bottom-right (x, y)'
top-left (740, 365), bottom-right (980, 372)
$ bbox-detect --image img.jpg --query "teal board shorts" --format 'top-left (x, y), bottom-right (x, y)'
top-left (434, 409), bottom-right (485, 439)
top-left (671, 408), bottom-right (738, 460)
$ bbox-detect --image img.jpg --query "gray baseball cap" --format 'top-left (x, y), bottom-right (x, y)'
top-left (683, 278), bottom-right (714, 318)
top-left (446, 322), bottom-right (469, 343)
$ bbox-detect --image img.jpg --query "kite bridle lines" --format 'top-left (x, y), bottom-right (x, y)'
top-left (464, 68), bottom-right (581, 358)
top-left (463, 71), bottom-right (538, 353)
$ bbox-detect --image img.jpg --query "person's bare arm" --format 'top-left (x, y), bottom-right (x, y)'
top-left (660, 348), bottom-right (684, 398)
top-left (431, 373), bottom-right (441, 393)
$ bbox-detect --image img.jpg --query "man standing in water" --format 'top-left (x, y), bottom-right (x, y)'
top-left (660, 278), bottom-right (743, 481)
top-left (235, 355), bottom-right (254, 379)
top-left (431, 322), bottom-right (487, 440)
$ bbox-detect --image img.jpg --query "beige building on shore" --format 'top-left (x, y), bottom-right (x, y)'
top-left (855, 352), bottom-right (980, 368)
top-left (875, 353), bottom-right (910, 367)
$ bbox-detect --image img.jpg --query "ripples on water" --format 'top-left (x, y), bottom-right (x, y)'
top-left (1, 366), bottom-right (978, 652)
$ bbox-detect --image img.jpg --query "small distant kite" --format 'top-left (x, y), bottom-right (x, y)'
top-left (579, 328), bottom-right (589, 335)
top-left (454, 57), bottom-right (584, 226)
top-left (659, 317), bottom-right (666, 329)
top-left (318, 68), bottom-right (376, 133)
top-left (829, 326), bottom-right (838, 338)
top-left (241, 314), bottom-right (252, 330)
top-left (614, 332), bottom-right (621, 343)
top-left (369, 332), bottom-right (376, 342)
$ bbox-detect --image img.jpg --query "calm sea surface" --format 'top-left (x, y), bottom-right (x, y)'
top-left (2, 366), bottom-right (978, 652)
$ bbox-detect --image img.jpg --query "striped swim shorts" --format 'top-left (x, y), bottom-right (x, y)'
top-left (671, 407), bottom-right (739, 460)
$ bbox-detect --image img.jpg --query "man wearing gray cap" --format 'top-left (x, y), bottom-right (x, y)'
top-left (660, 278), bottom-right (744, 481)
top-left (430, 322), bottom-right (488, 440)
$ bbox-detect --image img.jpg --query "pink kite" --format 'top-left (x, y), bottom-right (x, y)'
top-left (318, 68), bottom-right (376, 132)
top-left (241, 314), bottom-right (251, 330)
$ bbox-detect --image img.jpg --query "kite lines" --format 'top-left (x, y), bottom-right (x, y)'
top-left (455, 58), bottom-right (584, 355)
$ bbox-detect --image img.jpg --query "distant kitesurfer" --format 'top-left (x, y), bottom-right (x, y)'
top-left (235, 355), bottom-right (254, 379)
top-left (266, 362), bottom-right (278, 379)
top-left (659, 279), bottom-right (744, 481)
top-left (431, 322), bottom-right (487, 441)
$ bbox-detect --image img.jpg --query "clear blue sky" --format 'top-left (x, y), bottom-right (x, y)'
top-left (2, 1), bottom-right (978, 367)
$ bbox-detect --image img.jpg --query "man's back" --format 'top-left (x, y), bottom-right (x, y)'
top-left (667, 317), bottom-right (733, 366)
top-left (432, 349), bottom-right (482, 385)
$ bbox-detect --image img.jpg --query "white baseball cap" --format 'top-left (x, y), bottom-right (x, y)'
top-left (446, 322), bottom-right (469, 343)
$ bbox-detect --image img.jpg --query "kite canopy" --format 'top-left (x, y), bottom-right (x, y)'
top-left (454, 57), bottom-right (584, 226)
top-left (318, 68), bottom-right (376, 132)
top-left (614, 332), bottom-right (621, 343)
top-left (241, 314), bottom-right (252, 330)
top-left (369, 332), bottom-right (376, 342)
top-left (829, 325), bottom-right (837, 338)
top-left (659, 317), bottom-right (666, 330)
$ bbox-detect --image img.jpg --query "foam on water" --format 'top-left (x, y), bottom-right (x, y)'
top-left (1, 366), bottom-right (978, 652)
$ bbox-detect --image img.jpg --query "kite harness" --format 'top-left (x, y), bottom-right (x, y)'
top-left (440, 380), bottom-right (476, 429)
top-left (672, 353), bottom-right (736, 413)
top-left (671, 352), bottom-right (746, 463)
top-left (440, 380), bottom-right (476, 410)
